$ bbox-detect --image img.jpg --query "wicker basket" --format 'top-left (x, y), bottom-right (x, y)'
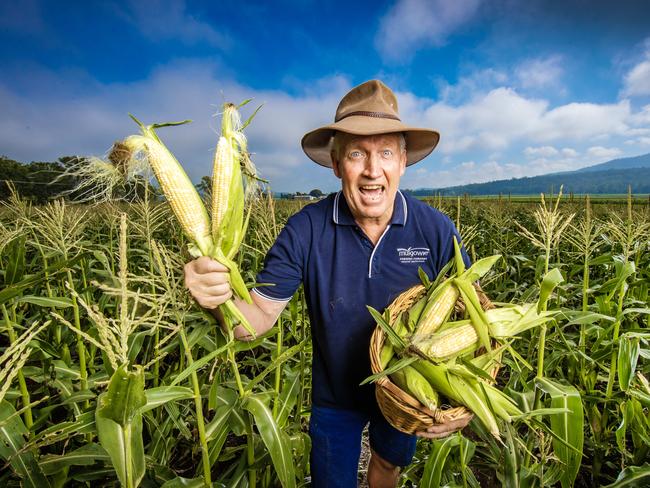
top-left (369, 284), bottom-right (495, 434)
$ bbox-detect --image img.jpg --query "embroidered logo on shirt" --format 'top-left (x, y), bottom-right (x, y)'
top-left (397, 247), bottom-right (430, 264)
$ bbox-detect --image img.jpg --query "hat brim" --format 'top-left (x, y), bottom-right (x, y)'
top-left (301, 115), bottom-right (440, 168)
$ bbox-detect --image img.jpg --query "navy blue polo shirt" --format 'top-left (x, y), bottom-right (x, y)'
top-left (253, 191), bottom-right (466, 411)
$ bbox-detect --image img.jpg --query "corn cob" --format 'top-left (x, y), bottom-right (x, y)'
top-left (389, 361), bottom-right (439, 410)
top-left (380, 316), bottom-right (409, 369)
top-left (413, 322), bottom-right (478, 361)
top-left (414, 281), bottom-right (459, 336)
top-left (211, 136), bottom-right (234, 244)
top-left (110, 134), bottom-right (214, 257)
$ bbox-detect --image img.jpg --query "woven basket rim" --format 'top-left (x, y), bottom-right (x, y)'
top-left (369, 282), bottom-right (497, 434)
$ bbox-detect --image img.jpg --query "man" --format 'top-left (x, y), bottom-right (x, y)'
top-left (184, 80), bottom-right (470, 488)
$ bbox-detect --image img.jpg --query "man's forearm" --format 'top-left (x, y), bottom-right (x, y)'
top-left (209, 294), bottom-right (285, 341)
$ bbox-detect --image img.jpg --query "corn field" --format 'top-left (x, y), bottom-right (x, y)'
top-left (1, 189), bottom-right (649, 487)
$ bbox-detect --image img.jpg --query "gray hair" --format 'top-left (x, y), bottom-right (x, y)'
top-left (330, 132), bottom-right (406, 163)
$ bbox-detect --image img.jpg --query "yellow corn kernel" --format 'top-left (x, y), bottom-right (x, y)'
top-left (211, 136), bottom-right (234, 238)
top-left (417, 323), bottom-right (478, 361)
top-left (129, 136), bottom-right (213, 256)
top-left (415, 282), bottom-right (459, 336)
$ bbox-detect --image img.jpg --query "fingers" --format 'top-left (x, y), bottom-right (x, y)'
top-left (415, 415), bottom-right (472, 439)
top-left (184, 257), bottom-right (232, 310)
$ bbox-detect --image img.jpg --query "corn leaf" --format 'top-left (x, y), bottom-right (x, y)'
top-left (360, 355), bottom-right (419, 385)
top-left (0, 401), bottom-right (51, 488)
top-left (535, 378), bottom-right (584, 488)
top-left (455, 278), bottom-right (491, 352)
top-left (619, 334), bottom-right (641, 392)
top-left (420, 434), bottom-right (460, 487)
top-left (141, 386), bottom-right (194, 413)
top-left (538, 268), bottom-right (564, 313)
top-left (160, 477), bottom-right (206, 488)
top-left (367, 305), bottom-right (406, 350)
top-left (243, 394), bottom-right (296, 488)
top-left (170, 340), bottom-right (234, 386)
top-left (96, 366), bottom-right (146, 488)
top-left (39, 443), bottom-right (110, 475)
top-left (453, 236), bottom-right (466, 275)
top-left (602, 464), bottom-right (650, 487)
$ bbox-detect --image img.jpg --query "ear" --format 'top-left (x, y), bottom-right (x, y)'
top-left (331, 153), bottom-right (342, 178)
top-left (399, 151), bottom-right (407, 177)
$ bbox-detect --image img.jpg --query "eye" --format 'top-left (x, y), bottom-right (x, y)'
top-left (349, 150), bottom-right (363, 158)
top-left (382, 149), bottom-right (393, 157)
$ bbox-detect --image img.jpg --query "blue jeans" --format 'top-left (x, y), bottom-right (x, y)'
top-left (308, 405), bottom-right (417, 488)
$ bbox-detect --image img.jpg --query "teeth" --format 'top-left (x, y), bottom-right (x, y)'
top-left (361, 185), bottom-right (382, 190)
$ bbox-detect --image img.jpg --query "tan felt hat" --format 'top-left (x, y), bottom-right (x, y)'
top-left (301, 79), bottom-right (440, 168)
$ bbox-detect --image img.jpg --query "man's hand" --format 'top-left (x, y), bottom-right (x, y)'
top-left (184, 256), bottom-right (232, 310)
top-left (415, 415), bottom-right (472, 439)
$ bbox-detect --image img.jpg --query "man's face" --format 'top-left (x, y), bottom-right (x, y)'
top-left (332, 133), bottom-right (406, 226)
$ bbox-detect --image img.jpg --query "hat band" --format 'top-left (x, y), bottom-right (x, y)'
top-left (335, 110), bottom-right (401, 123)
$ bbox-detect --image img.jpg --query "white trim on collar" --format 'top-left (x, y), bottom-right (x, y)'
top-left (333, 191), bottom-right (341, 224)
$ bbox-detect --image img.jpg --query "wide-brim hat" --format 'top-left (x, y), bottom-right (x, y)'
top-left (301, 79), bottom-right (440, 168)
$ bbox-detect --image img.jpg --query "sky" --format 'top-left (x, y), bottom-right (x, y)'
top-left (1, 0), bottom-right (650, 193)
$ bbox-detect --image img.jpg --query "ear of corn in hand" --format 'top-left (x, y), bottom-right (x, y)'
top-left (67, 105), bottom-right (261, 336)
top-left (389, 361), bottom-right (439, 410)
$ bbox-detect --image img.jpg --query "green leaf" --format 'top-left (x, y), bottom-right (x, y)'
top-left (421, 434), bottom-right (460, 487)
top-left (360, 355), bottom-right (419, 385)
top-left (535, 378), bottom-right (584, 488)
top-left (245, 341), bottom-right (305, 391)
top-left (171, 340), bottom-right (233, 386)
top-left (453, 235), bottom-right (467, 275)
top-left (602, 464), bottom-right (650, 487)
top-left (96, 366), bottom-right (146, 488)
top-left (275, 371), bottom-right (301, 428)
top-left (538, 267), bottom-right (564, 312)
top-left (141, 386), bottom-right (194, 413)
top-left (160, 477), bottom-right (206, 488)
top-left (0, 401), bottom-right (51, 488)
top-left (0, 253), bottom-right (85, 305)
top-left (242, 394), bottom-right (296, 488)
top-left (39, 443), bottom-right (109, 475)
top-left (461, 254), bottom-right (501, 282)
top-left (366, 305), bottom-right (406, 350)
top-left (619, 334), bottom-right (641, 392)
top-left (16, 296), bottom-right (74, 308)
top-left (4, 234), bottom-right (26, 285)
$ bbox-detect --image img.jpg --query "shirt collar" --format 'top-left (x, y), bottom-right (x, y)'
top-left (332, 190), bottom-right (408, 226)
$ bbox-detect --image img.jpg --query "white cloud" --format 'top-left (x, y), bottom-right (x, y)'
top-left (561, 148), bottom-right (578, 157)
top-left (0, 61), bottom-right (348, 193)
top-left (524, 146), bottom-right (559, 158)
top-left (375, 0), bottom-right (482, 62)
top-left (121, 0), bottom-right (230, 48)
top-left (515, 55), bottom-right (564, 90)
top-left (622, 41), bottom-right (650, 97)
top-left (586, 146), bottom-right (623, 160)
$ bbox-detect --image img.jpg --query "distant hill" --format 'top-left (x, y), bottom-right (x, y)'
top-left (574, 153), bottom-right (650, 173)
top-left (408, 153), bottom-right (650, 196)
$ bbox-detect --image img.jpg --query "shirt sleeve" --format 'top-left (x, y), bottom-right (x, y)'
top-left (252, 214), bottom-right (305, 302)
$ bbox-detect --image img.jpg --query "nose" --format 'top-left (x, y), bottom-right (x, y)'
top-left (363, 152), bottom-right (382, 179)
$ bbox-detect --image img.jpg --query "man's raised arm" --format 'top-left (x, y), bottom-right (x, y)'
top-left (184, 256), bottom-right (288, 340)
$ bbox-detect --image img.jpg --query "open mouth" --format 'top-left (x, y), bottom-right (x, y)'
top-left (358, 184), bottom-right (385, 201)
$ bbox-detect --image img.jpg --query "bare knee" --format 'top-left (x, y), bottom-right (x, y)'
top-left (368, 449), bottom-right (400, 488)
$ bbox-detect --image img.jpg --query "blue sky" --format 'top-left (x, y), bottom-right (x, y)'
top-left (1, 0), bottom-right (650, 192)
